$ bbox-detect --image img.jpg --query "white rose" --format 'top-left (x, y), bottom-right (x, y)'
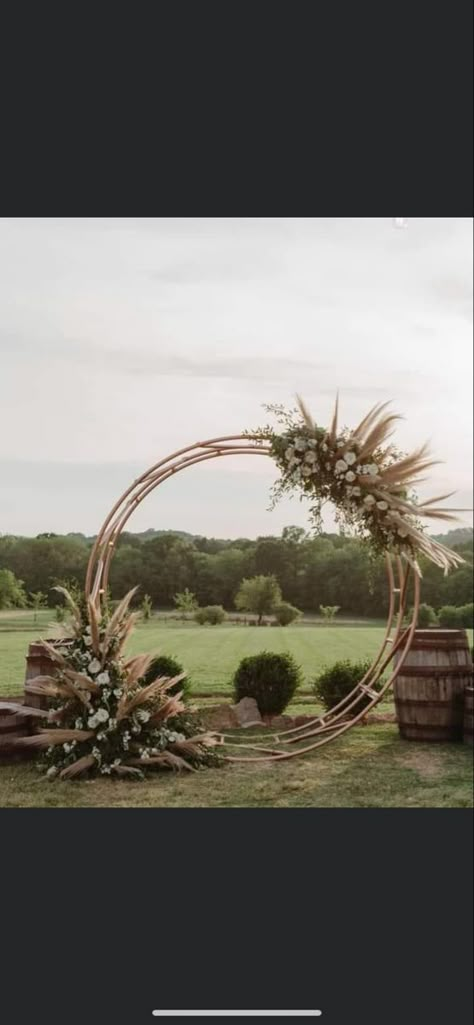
top-left (301, 465), bottom-right (312, 476)
top-left (305, 451), bottom-right (317, 464)
top-left (367, 464), bottom-right (378, 476)
top-left (352, 486), bottom-right (361, 496)
top-left (337, 440), bottom-right (345, 449)
top-left (87, 714), bottom-right (98, 728)
top-left (113, 688), bottom-right (123, 698)
top-left (96, 671), bottom-right (110, 686)
top-left (137, 709), bottom-right (151, 723)
top-left (364, 495), bottom-right (376, 507)
top-left (83, 635), bottom-right (93, 647)
top-left (335, 460), bottom-right (348, 474)
top-left (96, 708), bottom-right (109, 723)
top-left (377, 501), bottom-right (389, 511)
top-left (88, 658), bottom-right (101, 675)
top-left (345, 452), bottom-right (356, 465)
top-left (285, 446), bottom-right (295, 460)
top-left (294, 437), bottom-right (306, 451)
top-left (345, 471), bottom-right (356, 483)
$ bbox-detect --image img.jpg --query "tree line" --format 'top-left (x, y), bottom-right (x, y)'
top-left (0, 526), bottom-right (472, 617)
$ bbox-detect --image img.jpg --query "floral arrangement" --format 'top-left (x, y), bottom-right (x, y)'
top-left (14, 587), bottom-right (219, 780)
top-left (250, 395), bottom-right (468, 575)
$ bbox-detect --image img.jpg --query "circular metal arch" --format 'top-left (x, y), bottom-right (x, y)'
top-left (85, 435), bottom-right (419, 762)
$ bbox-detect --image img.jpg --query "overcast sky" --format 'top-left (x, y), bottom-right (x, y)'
top-left (0, 217), bottom-right (472, 538)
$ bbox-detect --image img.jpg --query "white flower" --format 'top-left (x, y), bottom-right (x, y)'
top-left (345, 452), bottom-right (356, 465)
top-left (301, 465), bottom-right (312, 476)
top-left (337, 440), bottom-right (345, 449)
top-left (46, 766), bottom-right (58, 779)
top-left (96, 708), bottom-right (109, 723)
top-left (96, 732), bottom-right (105, 741)
top-left (285, 446), bottom-right (295, 460)
top-left (140, 750), bottom-right (151, 761)
top-left (83, 635), bottom-right (93, 647)
top-left (335, 459), bottom-right (348, 475)
top-left (113, 688), bottom-right (123, 698)
top-left (345, 471), bottom-right (356, 483)
top-left (294, 437), bottom-right (306, 451)
top-left (96, 671), bottom-right (110, 686)
top-left (304, 450), bottom-right (317, 464)
top-left (367, 464), bottom-right (378, 476)
top-left (75, 718), bottom-right (83, 729)
top-left (325, 462), bottom-right (331, 470)
top-left (321, 443), bottom-right (328, 453)
top-left (397, 526), bottom-right (409, 537)
top-left (113, 758), bottom-right (121, 766)
top-left (137, 709), bottom-right (151, 723)
top-left (87, 714), bottom-right (99, 728)
top-left (352, 486), bottom-right (361, 496)
top-left (88, 658), bottom-right (101, 675)
top-left (377, 500), bottom-right (389, 511)
top-left (364, 495), bottom-right (376, 507)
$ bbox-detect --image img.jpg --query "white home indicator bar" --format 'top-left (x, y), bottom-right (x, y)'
top-left (152, 1013), bottom-right (322, 1018)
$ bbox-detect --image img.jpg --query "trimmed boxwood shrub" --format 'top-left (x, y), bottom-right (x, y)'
top-left (141, 654), bottom-right (191, 699)
top-left (232, 651), bottom-right (302, 715)
top-left (273, 601), bottom-right (302, 626)
top-left (312, 658), bottom-right (378, 715)
top-left (194, 605), bottom-right (227, 625)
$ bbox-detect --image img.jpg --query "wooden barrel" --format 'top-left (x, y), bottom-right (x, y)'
top-left (464, 685), bottom-right (474, 745)
top-left (24, 639), bottom-right (70, 709)
top-left (393, 629), bottom-right (473, 742)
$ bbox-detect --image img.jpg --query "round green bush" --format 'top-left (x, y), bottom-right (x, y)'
top-left (273, 601), bottom-right (301, 626)
top-left (194, 605), bottom-right (227, 625)
top-left (141, 654), bottom-right (191, 699)
top-left (232, 651), bottom-right (302, 715)
top-left (312, 658), bottom-right (377, 715)
top-left (416, 603), bottom-right (438, 628)
top-left (438, 604), bottom-right (473, 629)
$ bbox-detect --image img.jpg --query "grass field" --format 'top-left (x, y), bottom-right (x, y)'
top-left (1, 611), bottom-right (400, 697)
top-left (1, 610), bottom-right (472, 698)
top-left (1, 725), bottom-right (472, 807)
top-left (1, 610), bottom-right (472, 808)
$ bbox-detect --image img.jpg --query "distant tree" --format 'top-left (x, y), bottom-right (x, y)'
top-left (141, 594), bottom-right (153, 621)
top-left (174, 588), bottom-right (198, 618)
top-left (29, 590), bottom-right (47, 623)
top-left (273, 601), bottom-right (302, 626)
top-left (235, 575), bottom-right (282, 625)
top-left (319, 604), bottom-right (340, 622)
top-left (0, 568), bottom-right (27, 609)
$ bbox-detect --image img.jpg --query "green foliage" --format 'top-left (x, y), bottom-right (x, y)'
top-left (438, 603), bottom-right (474, 629)
top-left (141, 654), bottom-right (191, 699)
top-left (232, 651), bottom-right (302, 715)
top-left (55, 604), bottom-right (66, 623)
top-left (319, 604), bottom-right (340, 621)
top-left (0, 568), bottom-right (27, 609)
top-left (312, 658), bottom-right (376, 714)
top-left (235, 574), bottom-right (282, 624)
top-left (273, 601), bottom-right (301, 626)
top-left (29, 590), bottom-right (47, 622)
top-left (141, 594), bottom-right (153, 621)
top-left (174, 588), bottom-right (199, 615)
top-left (416, 603), bottom-right (439, 628)
top-left (194, 605), bottom-right (227, 625)
top-left (0, 527), bottom-right (472, 617)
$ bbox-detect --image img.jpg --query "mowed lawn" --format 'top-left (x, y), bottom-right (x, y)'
top-left (1, 726), bottom-right (473, 808)
top-left (0, 611), bottom-right (406, 697)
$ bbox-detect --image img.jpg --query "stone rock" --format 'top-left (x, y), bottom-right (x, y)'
top-left (231, 697), bottom-right (262, 727)
top-left (201, 703), bottom-right (239, 730)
